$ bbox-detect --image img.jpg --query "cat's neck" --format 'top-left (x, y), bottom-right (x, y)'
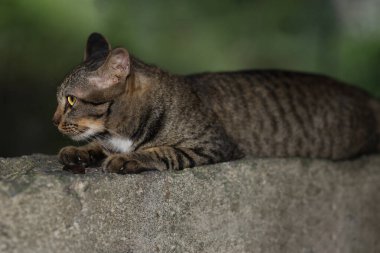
top-left (123, 55), bottom-right (171, 95)
top-left (130, 55), bottom-right (165, 79)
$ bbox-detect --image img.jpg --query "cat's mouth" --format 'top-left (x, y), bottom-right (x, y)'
top-left (59, 124), bottom-right (102, 141)
top-left (70, 128), bottom-right (99, 141)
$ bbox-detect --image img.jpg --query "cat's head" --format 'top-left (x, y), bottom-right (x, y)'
top-left (52, 33), bottom-right (131, 141)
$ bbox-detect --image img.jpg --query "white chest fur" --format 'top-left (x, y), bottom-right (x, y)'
top-left (106, 136), bottom-right (134, 153)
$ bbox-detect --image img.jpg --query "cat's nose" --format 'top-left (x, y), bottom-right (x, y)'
top-left (52, 112), bottom-right (61, 126)
top-left (52, 107), bottom-right (63, 127)
top-left (52, 116), bottom-right (60, 126)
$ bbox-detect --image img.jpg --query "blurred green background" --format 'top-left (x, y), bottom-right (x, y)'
top-left (1, 0), bottom-right (380, 157)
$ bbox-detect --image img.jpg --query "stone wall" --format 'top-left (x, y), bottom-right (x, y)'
top-left (0, 155), bottom-right (379, 253)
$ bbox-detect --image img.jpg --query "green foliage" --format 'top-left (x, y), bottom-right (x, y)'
top-left (1, 0), bottom-right (380, 156)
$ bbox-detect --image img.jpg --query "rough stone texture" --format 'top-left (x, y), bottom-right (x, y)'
top-left (0, 155), bottom-right (380, 253)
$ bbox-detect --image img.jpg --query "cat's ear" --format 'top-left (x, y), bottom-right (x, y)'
top-left (84, 32), bottom-right (111, 61)
top-left (89, 48), bottom-right (130, 89)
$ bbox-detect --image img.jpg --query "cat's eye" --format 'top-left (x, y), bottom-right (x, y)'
top-left (67, 96), bottom-right (77, 106)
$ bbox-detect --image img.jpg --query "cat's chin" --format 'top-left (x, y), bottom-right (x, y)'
top-left (71, 129), bottom-right (98, 142)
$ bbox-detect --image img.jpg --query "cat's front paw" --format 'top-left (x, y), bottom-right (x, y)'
top-left (59, 146), bottom-right (93, 167)
top-left (102, 155), bottom-right (147, 174)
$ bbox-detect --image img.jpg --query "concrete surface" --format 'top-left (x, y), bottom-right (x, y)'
top-left (0, 154), bottom-right (379, 253)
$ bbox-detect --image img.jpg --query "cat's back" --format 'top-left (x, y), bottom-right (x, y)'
top-left (185, 70), bottom-right (378, 159)
top-left (186, 69), bottom-right (369, 100)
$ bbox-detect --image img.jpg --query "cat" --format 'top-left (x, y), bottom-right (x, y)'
top-left (53, 32), bottom-right (380, 174)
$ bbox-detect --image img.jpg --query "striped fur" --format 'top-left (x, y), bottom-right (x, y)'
top-left (53, 33), bottom-right (380, 174)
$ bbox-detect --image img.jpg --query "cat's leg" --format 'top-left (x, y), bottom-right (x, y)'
top-left (59, 142), bottom-right (106, 167)
top-left (103, 145), bottom-right (239, 174)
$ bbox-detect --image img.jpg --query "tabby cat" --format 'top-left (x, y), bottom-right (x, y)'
top-left (53, 33), bottom-right (380, 173)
